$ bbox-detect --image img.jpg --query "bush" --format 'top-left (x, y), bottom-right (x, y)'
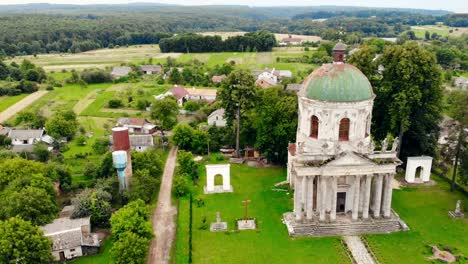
top-left (46, 85), bottom-right (54, 91)
top-left (108, 99), bottom-right (123, 108)
top-left (92, 137), bottom-right (110, 154)
top-left (80, 69), bottom-right (112, 84)
top-left (173, 175), bottom-right (190, 197)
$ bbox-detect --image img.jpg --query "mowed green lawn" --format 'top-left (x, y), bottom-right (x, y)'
top-left (366, 175), bottom-right (468, 263)
top-left (175, 159), bottom-right (350, 264)
top-left (0, 93), bottom-right (28, 113)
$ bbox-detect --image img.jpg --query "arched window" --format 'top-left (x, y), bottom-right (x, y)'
top-left (365, 115), bottom-right (370, 137)
top-left (339, 118), bottom-right (350, 141)
top-left (310, 115), bottom-right (319, 139)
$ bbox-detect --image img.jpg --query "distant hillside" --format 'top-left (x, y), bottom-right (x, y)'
top-left (0, 3), bottom-right (452, 19)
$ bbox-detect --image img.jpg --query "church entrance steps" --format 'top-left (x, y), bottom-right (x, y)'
top-left (283, 212), bottom-right (407, 237)
top-left (343, 236), bottom-right (376, 264)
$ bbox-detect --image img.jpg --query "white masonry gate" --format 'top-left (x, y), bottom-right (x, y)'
top-left (405, 156), bottom-right (433, 183)
top-left (204, 164), bottom-right (233, 194)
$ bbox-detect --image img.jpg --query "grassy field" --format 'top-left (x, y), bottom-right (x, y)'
top-left (410, 25), bottom-right (468, 38)
top-left (174, 157), bottom-right (350, 264)
top-left (23, 83), bottom-right (112, 118)
top-left (0, 93), bottom-right (28, 113)
top-left (7, 45), bottom-right (181, 72)
top-left (8, 45), bottom-right (317, 78)
top-left (366, 175), bottom-right (468, 263)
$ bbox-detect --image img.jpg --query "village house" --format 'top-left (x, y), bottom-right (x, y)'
top-left (207, 108), bottom-right (227, 127)
top-left (8, 128), bottom-right (44, 145)
top-left (110, 134), bottom-right (154, 152)
top-left (140, 65), bottom-right (163, 75)
top-left (253, 68), bottom-right (292, 80)
top-left (41, 208), bottom-right (100, 261)
top-left (453, 77), bottom-right (468, 90)
top-left (185, 87), bottom-right (217, 103)
top-left (211, 74), bottom-right (227, 84)
top-left (155, 85), bottom-right (217, 106)
top-left (279, 37), bottom-right (303, 46)
top-left (154, 85), bottom-right (188, 106)
top-left (111, 66), bottom-right (132, 79)
top-left (255, 69), bottom-right (278, 88)
top-left (116, 118), bottom-right (156, 134)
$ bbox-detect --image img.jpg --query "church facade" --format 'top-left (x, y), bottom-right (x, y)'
top-left (284, 43), bottom-right (407, 236)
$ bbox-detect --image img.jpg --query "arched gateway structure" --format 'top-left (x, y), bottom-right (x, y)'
top-left (204, 164), bottom-right (233, 194)
top-left (284, 42), bottom-right (407, 237)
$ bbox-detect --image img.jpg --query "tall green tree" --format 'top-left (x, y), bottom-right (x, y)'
top-left (0, 217), bottom-right (54, 264)
top-left (251, 87), bottom-right (298, 164)
top-left (45, 110), bottom-right (78, 140)
top-left (110, 199), bottom-right (153, 241)
top-left (373, 42), bottom-right (443, 159)
top-left (110, 231), bottom-right (150, 264)
top-left (347, 45), bottom-right (378, 79)
top-left (446, 90), bottom-right (468, 190)
top-left (218, 69), bottom-right (257, 156)
top-left (150, 95), bottom-right (179, 131)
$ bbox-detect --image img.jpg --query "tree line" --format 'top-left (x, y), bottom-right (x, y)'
top-left (159, 31), bottom-right (277, 53)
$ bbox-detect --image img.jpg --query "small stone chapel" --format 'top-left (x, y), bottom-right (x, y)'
top-left (284, 42), bottom-right (407, 236)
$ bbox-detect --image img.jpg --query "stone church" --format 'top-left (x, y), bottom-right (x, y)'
top-left (284, 42), bottom-right (407, 236)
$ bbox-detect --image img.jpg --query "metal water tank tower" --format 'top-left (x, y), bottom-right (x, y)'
top-left (112, 150), bottom-right (128, 189)
top-left (112, 127), bottom-right (130, 151)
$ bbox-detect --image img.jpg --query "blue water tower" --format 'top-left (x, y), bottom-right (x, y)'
top-left (112, 150), bottom-right (128, 189)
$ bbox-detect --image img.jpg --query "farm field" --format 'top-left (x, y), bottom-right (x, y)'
top-left (8, 45), bottom-right (317, 78)
top-left (174, 157), bottom-right (351, 264)
top-left (410, 25), bottom-right (468, 38)
top-left (7, 45), bottom-right (181, 72)
top-left (366, 175), bottom-right (468, 263)
top-left (0, 93), bottom-right (28, 112)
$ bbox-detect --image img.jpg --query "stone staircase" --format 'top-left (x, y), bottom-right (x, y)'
top-left (283, 212), bottom-right (405, 237)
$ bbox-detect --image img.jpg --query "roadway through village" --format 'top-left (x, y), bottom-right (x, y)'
top-left (147, 146), bottom-right (178, 264)
top-left (0, 91), bottom-right (48, 123)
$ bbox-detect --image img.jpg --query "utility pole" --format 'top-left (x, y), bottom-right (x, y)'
top-left (235, 103), bottom-right (240, 158)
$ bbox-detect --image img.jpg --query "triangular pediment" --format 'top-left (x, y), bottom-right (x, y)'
top-left (325, 152), bottom-right (374, 167)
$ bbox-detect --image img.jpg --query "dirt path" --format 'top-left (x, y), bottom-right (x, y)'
top-left (0, 91), bottom-right (48, 123)
top-left (147, 146), bottom-right (178, 264)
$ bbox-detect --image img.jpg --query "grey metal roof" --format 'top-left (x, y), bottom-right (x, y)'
top-left (140, 65), bottom-right (162, 72)
top-left (129, 135), bottom-right (154, 147)
top-left (111, 66), bottom-right (132, 77)
top-left (8, 129), bottom-right (44, 140)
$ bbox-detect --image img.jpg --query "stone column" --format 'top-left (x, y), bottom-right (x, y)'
top-left (319, 176), bottom-right (327, 222)
top-left (302, 176), bottom-right (307, 208)
top-left (306, 176), bottom-right (315, 220)
top-left (373, 174), bottom-right (383, 218)
top-left (330, 177), bottom-right (337, 222)
top-left (294, 176), bottom-right (303, 221)
top-left (352, 175), bottom-right (361, 220)
top-left (383, 174), bottom-right (394, 218)
top-left (362, 174), bottom-right (372, 219)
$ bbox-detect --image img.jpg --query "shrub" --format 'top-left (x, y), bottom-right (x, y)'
top-left (173, 175), bottom-right (190, 197)
top-left (108, 99), bottom-right (123, 108)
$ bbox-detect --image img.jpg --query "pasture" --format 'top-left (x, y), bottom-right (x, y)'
top-left (410, 25), bottom-right (468, 38)
top-left (8, 45), bottom-right (181, 72)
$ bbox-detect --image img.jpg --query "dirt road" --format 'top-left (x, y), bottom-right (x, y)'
top-left (147, 146), bottom-right (178, 264)
top-left (0, 91), bottom-right (48, 123)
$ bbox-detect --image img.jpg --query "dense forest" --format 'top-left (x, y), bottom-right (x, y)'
top-left (159, 31), bottom-right (276, 53)
top-left (0, 4), bottom-right (466, 56)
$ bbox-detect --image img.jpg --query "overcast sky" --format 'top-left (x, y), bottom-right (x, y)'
top-left (0, 0), bottom-right (466, 13)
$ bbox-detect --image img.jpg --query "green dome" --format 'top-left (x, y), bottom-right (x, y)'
top-left (301, 64), bottom-right (374, 102)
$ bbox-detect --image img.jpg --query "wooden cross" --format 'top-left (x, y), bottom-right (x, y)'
top-left (242, 199), bottom-right (251, 221)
